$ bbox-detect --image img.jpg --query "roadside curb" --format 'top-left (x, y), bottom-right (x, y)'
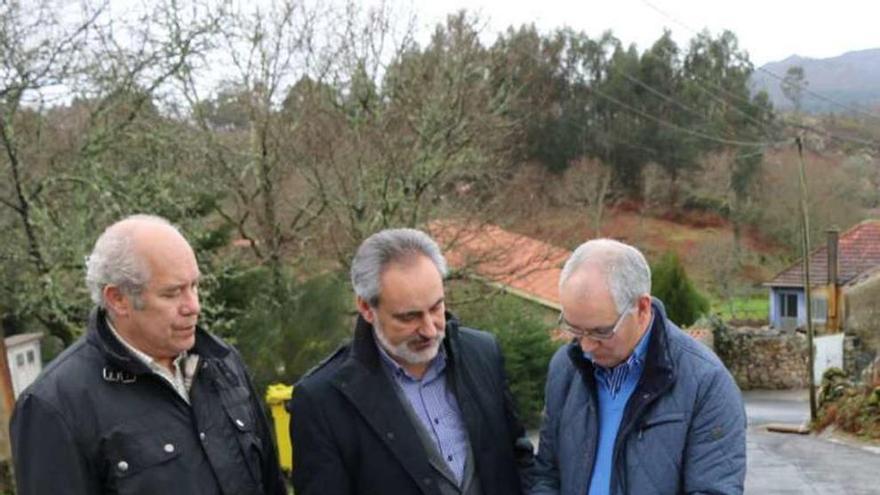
top-left (764, 423), bottom-right (810, 434)
top-left (818, 426), bottom-right (880, 455)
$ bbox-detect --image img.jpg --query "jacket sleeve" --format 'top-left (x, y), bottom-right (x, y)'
top-left (494, 338), bottom-right (537, 491)
top-left (11, 393), bottom-right (98, 495)
top-left (683, 366), bottom-right (747, 494)
top-left (240, 363), bottom-right (288, 495)
top-left (530, 353), bottom-right (568, 495)
top-left (289, 384), bottom-right (352, 495)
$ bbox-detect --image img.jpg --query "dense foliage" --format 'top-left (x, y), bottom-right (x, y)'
top-left (1, 0), bottom-right (875, 391)
top-left (450, 282), bottom-right (561, 428)
top-left (816, 368), bottom-right (880, 440)
top-left (651, 251), bottom-right (710, 327)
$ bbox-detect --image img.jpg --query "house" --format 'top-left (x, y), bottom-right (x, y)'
top-left (5, 332), bottom-right (44, 398)
top-left (429, 220), bottom-right (568, 312)
top-left (430, 221), bottom-right (714, 348)
top-left (764, 220), bottom-right (880, 332)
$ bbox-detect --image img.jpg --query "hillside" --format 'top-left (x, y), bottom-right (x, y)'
top-left (752, 48), bottom-right (880, 113)
top-left (508, 205), bottom-right (785, 289)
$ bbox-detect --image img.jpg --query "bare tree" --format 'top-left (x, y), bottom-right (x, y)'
top-left (0, 0), bottom-right (217, 344)
top-left (562, 157), bottom-right (614, 237)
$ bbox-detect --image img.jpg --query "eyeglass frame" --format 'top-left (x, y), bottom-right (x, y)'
top-left (557, 303), bottom-right (637, 340)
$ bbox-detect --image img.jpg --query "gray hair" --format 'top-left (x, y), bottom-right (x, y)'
top-left (351, 228), bottom-right (448, 307)
top-left (85, 214), bottom-right (178, 309)
top-left (559, 238), bottom-right (651, 313)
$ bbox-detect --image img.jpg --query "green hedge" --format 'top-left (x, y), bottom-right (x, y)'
top-left (451, 285), bottom-right (561, 428)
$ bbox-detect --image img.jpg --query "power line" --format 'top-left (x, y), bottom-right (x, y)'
top-left (683, 74), bottom-right (778, 134)
top-left (681, 73), bottom-right (879, 149)
top-left (500, 23), bottom-right (879, 153)
top-left (589, 85), bottom-right (784, 147)
top-left (639, 0), bottom-right (880, 123)
top-left (789, 121), bottom-right (880, 149)
top-left (615, 68), bottom-right (779, 143)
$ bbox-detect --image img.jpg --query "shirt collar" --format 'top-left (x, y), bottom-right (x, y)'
top-left (373, 330), bottom-right (447, 382)
top-left (584, 311), bottom-right (654, 371)
top-left (105, 316), bottom-right (187, 371)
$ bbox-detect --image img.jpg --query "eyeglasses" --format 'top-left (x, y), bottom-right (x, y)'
top-left (557, 306), bottom-right (635, 340)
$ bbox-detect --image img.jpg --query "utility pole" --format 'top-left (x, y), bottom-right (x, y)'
top-left (796, 136), bottom-right (817, 424)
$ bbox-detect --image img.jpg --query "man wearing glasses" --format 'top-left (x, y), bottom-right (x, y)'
top-left (531, 239), bottom-right (746, 495)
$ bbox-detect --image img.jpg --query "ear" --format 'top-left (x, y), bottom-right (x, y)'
top-left (104, 285), bottom-right (132, 318)
top-left (356, 296), bottom-right (376, 324)
top-left (636, 294), bottom-right (653, 322)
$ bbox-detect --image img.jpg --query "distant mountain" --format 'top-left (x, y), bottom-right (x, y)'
top-left (751, 48), bottom-right (880, 113)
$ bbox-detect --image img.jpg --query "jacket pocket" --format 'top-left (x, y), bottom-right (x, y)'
top-left (104, 425), bottom-right (183, 494)
top-left (638, 412), bottom-right (686, 434)
top-left (223, 398), bottom-right (265, 487)
top-left (629, 412), bottom-right (687, 493)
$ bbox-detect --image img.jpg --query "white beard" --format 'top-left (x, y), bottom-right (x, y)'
top-left (373, 318), bottom-right (444, 366)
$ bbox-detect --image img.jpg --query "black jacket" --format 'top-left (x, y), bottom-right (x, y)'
top-left (10, 308), bottom-right (286, 495)
top-left (288, 314), bottom-right (535, 495)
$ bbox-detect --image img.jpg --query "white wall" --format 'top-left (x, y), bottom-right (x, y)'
top-left (7, 341), bottom-right (43, 398)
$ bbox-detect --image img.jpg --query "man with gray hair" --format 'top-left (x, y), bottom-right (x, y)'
top-left (10, 214), bottom-right (286, 495)
top-left (531, 239), bottom-right (746, 495)
top-left (289, 228), bottom-right (534, 495)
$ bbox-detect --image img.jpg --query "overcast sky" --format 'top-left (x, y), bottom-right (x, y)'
top-left (413, 0), bottom-right (880, 66)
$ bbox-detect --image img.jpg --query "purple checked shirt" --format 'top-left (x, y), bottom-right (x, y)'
top-left (375, 339), bottom-right (470, 484)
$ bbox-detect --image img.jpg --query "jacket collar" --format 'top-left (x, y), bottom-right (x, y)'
top-left (86, 306), bottom-right (230, 375)
top-left (348, 311), bottom-right (463, 372)
top-left (330, 312), bottom-right (465, 495)
top-left (566, 298), bottom-right (675, 392)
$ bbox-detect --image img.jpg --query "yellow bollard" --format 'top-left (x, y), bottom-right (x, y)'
top-left (265, 383), bottom-right (294, 471)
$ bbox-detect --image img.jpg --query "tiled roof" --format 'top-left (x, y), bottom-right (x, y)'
top-left (766, 220), bottom-right (880, 287)
top-left (429, 221), bottom-right (569, 309)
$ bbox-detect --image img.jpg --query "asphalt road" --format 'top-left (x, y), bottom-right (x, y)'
top-left (744, 389), bottom-right (880, 494)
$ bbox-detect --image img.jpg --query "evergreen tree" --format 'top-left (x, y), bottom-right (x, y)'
top-left (651, 252), bottom-right (709, 326)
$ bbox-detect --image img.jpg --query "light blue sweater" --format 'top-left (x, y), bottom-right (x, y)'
top-left (587, 325), bottom-right (652, 495)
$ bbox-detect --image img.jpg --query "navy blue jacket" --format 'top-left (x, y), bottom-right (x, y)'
top-left (531, 300), bottom-right (746, 495)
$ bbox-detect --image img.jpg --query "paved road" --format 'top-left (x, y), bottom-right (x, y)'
top-left (744, 389), bottom-right (880, 494)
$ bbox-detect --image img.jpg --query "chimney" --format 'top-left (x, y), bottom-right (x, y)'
top-left (827, 229), bottom-right (839, 285)
top-left (826, 229), bottom-right (840, 331)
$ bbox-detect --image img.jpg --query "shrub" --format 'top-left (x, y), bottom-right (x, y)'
top-left (651, 251), bottom-right (710, 327)
top-left (815, 368), bottom-right (880, 439)
top-left (453, 290), bottom-right (561, 428)
top-left (206, 265), bottom-right (351, 393)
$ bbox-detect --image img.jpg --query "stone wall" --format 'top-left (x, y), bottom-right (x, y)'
top-left (843, 273), bottom-right (880, 379)
top-left (716, 326), bottom-right (809, 390)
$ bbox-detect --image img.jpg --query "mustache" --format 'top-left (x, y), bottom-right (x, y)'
top-left (407, 331), bottom-right (444, 344)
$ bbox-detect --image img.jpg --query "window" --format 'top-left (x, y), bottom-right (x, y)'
top-left (779, 292), bottom-right (798, 318)
top-left (26, 350), bottom-right (35, 364)
top-left (15, 353), bottom-right (24, 367)
top-left (811, 297), bottom-right (828, 323)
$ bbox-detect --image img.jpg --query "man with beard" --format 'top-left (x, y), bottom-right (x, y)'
top-left (289, 228), bottom-right (534, 495)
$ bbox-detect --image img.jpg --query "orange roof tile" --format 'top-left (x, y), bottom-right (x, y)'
top-left (429, 221), bottom-right (569, 309)
top-left (766, 220), bottom-right (880, 287)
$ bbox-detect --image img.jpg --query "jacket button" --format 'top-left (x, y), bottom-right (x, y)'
top-left (235, 419), bottom-right (245, 428)
top-left (117, 461), bottom-right (129, 472)
top-left (423, 477), bottom-right (432, 485)
top-left (199, 432), bottom-right (206, 441)
top-left (386, 432), bottom-right (395, 440)
top-left (164, 443), bottom-right (175, 453)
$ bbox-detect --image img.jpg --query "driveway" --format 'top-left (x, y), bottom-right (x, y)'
top-left (744, 389), bottom-right (880, 494)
